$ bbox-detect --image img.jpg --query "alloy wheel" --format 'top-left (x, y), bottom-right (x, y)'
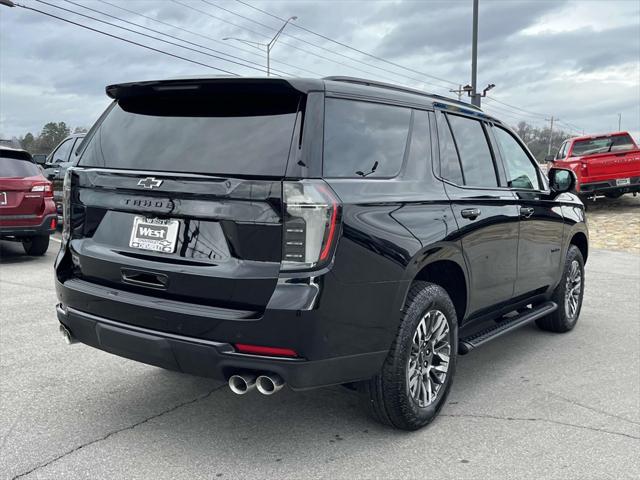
top-left (407, 310), bottom-right (451, 408)
top-left (565, 259), bottom-right (582, 320)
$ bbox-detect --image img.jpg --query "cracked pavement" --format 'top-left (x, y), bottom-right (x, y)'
top-left (1, 238), bottom-right (639, 479)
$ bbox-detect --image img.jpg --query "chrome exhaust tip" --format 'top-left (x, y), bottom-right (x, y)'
top-left (256, 374), bottom-right (285, 395)
top-left (59, 324), bottom-right (77, 345)
top-left (228, 374), bottom-right (256, 395)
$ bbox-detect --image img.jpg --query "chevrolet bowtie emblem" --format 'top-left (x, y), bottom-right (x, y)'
top-left (137, 177), bottom-right (163, 189)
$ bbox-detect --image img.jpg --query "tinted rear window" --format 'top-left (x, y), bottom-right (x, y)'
top-left (0, 156), bottom-right (41, 178)
top-left (446, 114), bottom-right (498, 187)
top-left (323, 98), bottom-right (411, 178)
top-left (79, 94), bottom-right (299, 176)
top-left (571, 134), bottom-right (636, 156)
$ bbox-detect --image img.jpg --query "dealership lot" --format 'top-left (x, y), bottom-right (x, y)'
top-left (1, 238), bottom-right (639, 480)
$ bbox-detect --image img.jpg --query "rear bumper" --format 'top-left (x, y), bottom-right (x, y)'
top-left (579, 176), bottom-right (640, 195)
top-left (56, 304), bottom-right (388, 390)
top-left (0, 213), bottom-right (57, 238)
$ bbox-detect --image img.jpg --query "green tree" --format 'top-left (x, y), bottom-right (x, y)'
top-left (19, 132), bottom-right (36, 152)
top-left (512, 121), bottom-right (572, 163)
top-left (37, 122), bottom-right (71, 154)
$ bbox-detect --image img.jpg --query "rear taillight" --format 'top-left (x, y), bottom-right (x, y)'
top-left (62, 170), bottom-right (72, 243)
top-left (281, 180), bottom-right (341, 271)
top-left (31, 182), bottom-right (53, 197)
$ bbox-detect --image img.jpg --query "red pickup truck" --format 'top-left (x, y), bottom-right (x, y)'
top-left (547, 132), bottom-right (640, 199)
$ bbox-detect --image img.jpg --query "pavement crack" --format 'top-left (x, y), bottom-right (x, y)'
top-left (441, 413), bottom-right (640, 440)
top-left (544, 390), bottom-right (640, 426)
top-left (11, 386), bottom-right (224, 480)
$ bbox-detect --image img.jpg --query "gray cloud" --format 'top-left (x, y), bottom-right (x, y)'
top-left (0, 0), bottom-right (638, 140)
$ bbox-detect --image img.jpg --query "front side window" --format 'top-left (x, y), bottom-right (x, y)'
top-left (556, 141), bottom-right (567, 160)
top-left (493, 127), bottom-right (540, 190)
top-left (51, 138), bottom-right (73, 163)
top-left (446, 114), bottom-right (498, 187)
top-left (323, 98), bottom-right (411, 178)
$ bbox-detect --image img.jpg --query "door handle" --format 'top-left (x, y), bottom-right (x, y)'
top-left (461, 208), bottom-right (481, 219)
top-left (520, 207), bottom-right (535, 218)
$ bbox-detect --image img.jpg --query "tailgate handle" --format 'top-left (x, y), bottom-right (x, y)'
top-left (121, 269), bottom-right (168, 290)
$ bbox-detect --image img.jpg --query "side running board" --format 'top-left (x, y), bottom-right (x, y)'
top-left (458, 301), bottom-right (558, 354)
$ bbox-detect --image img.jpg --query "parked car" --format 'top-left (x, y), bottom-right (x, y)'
top-left (547, 131), bottom-right (640, 199)
top-left (34, 133), bottom-right (85, 221)
top-left (0, 146), bottom-right (57, 255)
top-left (55, 76), bottom-right (588, 430)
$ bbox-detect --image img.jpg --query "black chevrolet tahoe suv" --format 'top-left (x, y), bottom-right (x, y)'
top-left (55, 76), bottom-right (588, 430)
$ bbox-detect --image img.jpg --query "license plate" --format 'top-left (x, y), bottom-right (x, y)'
top-left (129, 217), bottom-right (179, 253)
top-left (0, 192), bottom-right (6, 206)
top-left (616, 178), bottom-right (630, 186)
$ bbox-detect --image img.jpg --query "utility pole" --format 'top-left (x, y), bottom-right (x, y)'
top-left (223, 15), bottom-right (297, 76)
top-left (449, 85), bottom-right (464, 101)
top-left (617, 113), bottom-right (622, 131)
top-left (470, 0), bottom-right (480, 107)
top-left (547, 116), bottom-right (555, 156)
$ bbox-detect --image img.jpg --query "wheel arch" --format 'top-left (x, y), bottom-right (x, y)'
top-left (398, 245), bottom-right (469, 325)
top-left (569, 231), bottom-right (588, 263)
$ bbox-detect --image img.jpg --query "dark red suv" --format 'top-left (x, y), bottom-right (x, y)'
top-left (0, 146), bottom-right (57, 255)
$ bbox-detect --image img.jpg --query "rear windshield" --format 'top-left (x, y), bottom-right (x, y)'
top-left (0, 156), bottom-right (41, 178)
top-left (79, 93), bottom-right (299, 176)
top-left (571, 134), bottom-right (636, 156)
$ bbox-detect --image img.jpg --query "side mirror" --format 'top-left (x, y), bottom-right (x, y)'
top-left (32, 154), bottom-right (47, 165)
top-left (549, 168), bottom-right (576, 193)
top-left (544, 155), bottom-right (555, 162)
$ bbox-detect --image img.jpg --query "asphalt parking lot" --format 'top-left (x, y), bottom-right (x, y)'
top-left (1, 237), bottom-right (639, 480)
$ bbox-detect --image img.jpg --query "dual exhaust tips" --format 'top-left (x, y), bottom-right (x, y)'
top-left (228, 373), bottom-right (284, 395)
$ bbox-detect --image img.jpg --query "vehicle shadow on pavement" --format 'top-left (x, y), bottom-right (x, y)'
top-left (0, 239), bottom-right (49, 265)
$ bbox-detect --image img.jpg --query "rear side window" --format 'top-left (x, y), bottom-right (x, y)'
top-left (0, 156), bottom-right (41, 178)
top-left (323, 98), bottom-right (411, 178)
top-left (437, 113), bottom-right (464, 185)
top-left (446, 114), bottom-right (498, 187)
top-left (493, 127), bottom-right (540, 190)
top-left (79, 94), bottom-right (299, 176)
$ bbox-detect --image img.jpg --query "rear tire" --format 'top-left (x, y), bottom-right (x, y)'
top-left (22, 235), bottom-right (50, 256)
top-left (361, 282), bottom-right (457, 430)
top-left (536, 245), bottom-right (584, 333)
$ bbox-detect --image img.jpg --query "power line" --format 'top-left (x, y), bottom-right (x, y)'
top-left (205, 0), bottom-right (456, 91)
top-left (234, 0), bottom-right (460, 88)
top-left (61, 0), bottom-right (293, 77)
top-left (36, 0), bottom-right (275, 75)
top-left (485, 95), bottom-right (548, 119)
top-left (95, 0), bottom-right (322, 77)
top-left (171, 0), bottom-right (424, 88)
top-left (6, 2), bottom-right (239, 76)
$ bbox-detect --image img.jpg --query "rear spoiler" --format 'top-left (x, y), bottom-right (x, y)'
top-left (106, 77), bottom-right (323, 100)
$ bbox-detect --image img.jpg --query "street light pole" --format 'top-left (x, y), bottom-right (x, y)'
top-left (223, 16), bottom-right (297, 76)
top-left (470, 0), bottom-right (480, 107)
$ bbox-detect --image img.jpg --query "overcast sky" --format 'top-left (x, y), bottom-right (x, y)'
top-left (1, 0), bottom-right (639, 141)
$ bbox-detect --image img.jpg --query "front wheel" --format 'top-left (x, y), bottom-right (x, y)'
top-left (361, 282), bottom-right (457, 430)
top-left (536, 245), bottom-right (585, 333)
top-left (22, 235), bottom-right (50, 256)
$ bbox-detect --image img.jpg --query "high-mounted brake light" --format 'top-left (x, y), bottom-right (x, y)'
top-left (281, 180), bottom-right (341, 271)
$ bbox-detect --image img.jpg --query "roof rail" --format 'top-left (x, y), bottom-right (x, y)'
top-left (323, 76), bottom-right (481, 111)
